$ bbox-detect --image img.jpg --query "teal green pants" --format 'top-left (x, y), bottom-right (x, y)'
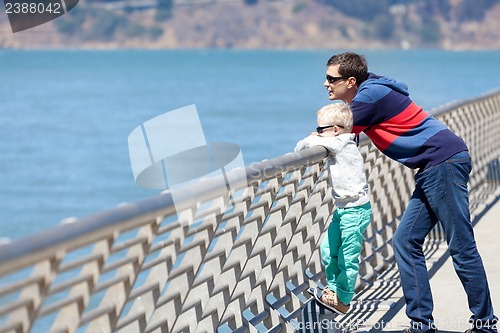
top-left (320, 202), bottom-right (372, 305)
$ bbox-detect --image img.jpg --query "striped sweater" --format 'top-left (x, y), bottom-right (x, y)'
top-left (351, 73), bottom-right (468, 170)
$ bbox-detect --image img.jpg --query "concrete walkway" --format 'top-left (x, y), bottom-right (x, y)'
top-left (378, 199), bottom-right (500, 333)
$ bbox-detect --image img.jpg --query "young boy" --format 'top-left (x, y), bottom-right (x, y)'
top-left (295, 103), bottom-right (372, 315)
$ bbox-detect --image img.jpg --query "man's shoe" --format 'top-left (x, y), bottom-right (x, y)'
top-left (402, 327), bottom-right (438, 333)
top-left (403, 329), bottom-right (418, 333)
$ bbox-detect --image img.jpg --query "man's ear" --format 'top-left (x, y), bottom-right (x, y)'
top-left (347, 77), bottom-right (357, 89)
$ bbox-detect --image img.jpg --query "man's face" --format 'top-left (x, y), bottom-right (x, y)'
top-left (324, 65), bottom-right (353, 103)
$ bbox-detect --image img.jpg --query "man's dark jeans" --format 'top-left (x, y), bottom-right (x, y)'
top-left (393, 151), bottom-right (498, 333)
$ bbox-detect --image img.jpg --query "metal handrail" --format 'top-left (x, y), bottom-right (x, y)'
top-left (0, 146), bottom-right (327, 275)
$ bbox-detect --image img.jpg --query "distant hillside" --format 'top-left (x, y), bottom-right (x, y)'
top-left (1, 0), bottom-right (499, 49)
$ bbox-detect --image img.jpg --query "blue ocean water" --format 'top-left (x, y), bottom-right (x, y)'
top-left (1, 49), bottom-right (499, 241)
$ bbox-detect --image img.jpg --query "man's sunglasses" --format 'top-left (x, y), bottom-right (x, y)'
top-left (326, 74), bottom-right (348, 84)
top-left (316, 124), bottom-right (345, 134)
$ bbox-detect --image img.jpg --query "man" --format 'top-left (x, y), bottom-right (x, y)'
top-left (323, 52), bottom-right (497, 333)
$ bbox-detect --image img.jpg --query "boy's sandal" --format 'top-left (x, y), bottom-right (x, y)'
top-left (319, 287), bottom-right (337, 307)
top-left (313, 287), bottom-right (347, 315)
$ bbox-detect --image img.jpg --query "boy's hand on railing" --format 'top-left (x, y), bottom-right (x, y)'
top-left (295, 134), bottom-right (349, 155)
top-left (294, 135), bottom-right (319, 152)
top-left (295, 135), bottom-right (330, 152)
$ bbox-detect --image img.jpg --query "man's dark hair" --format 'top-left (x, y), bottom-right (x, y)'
top-left (327, 52), bottom-right (369, 86)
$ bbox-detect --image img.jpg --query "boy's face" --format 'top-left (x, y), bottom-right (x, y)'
top-left (316, 124), bottom-right (343, 137)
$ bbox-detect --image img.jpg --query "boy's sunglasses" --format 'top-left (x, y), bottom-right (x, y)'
top-left (316, 125), bottom-right (345, 133)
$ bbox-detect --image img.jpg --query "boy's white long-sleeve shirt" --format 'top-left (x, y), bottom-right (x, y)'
top-left (294, 133), bottom-right (370, 208)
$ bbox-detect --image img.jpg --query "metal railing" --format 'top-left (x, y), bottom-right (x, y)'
top-left (1, 89), bottom-right (500, 333)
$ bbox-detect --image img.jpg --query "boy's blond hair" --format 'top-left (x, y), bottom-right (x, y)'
top-left (317, 103), bottom-right (353, 132)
